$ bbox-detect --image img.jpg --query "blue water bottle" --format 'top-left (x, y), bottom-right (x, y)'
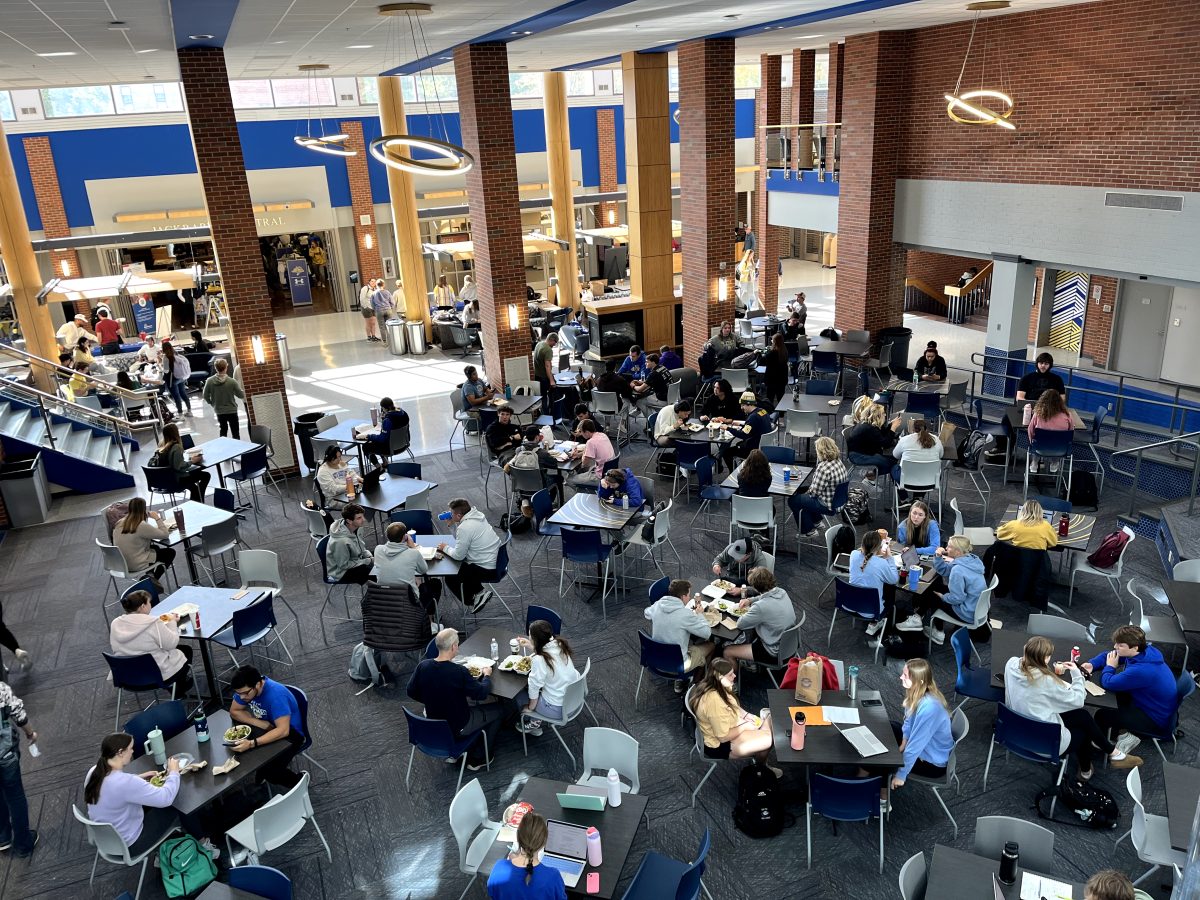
top-left (908, 565), bottom-right (921, 591)
top-left (504, 384), bottom-right (512, 401)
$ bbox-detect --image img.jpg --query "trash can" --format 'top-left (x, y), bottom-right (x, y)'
top-left (877, 325), bottom-right (913, 374)
top-left (275, 333), bottom-right (290, 372)
top-left (0, 453), bottom-right (50, 527)
top-left (293, 411), bottom-right (326, 471)
top-left (405, 320), bottom-right (427, 355)
top-left (385, 318), bottom-right (407, 356)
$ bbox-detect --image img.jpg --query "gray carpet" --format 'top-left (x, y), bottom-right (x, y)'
top-left (0, 429), bottom-right (1192, 900)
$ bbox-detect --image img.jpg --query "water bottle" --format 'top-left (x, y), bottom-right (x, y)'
top-left (606, 768), bottom-right (622, 807)
top-left (173, 507), bottom-right (185, 533)
top-left (193, 710), bottom-right (209, 743)
top-left (1022, 403), bottom-right (1033, 425)
top-left (1059, 513), bottom-right (1069, 537)
top-left (913, 368), bottom-right (919, 386)
top-left (586, 827), bottom-right (603, 866)
top-left (504, 384), bottom-right (513, 401)
top-left (490, 638), bottom-right (499, 661)
top-left (848, 665), bottom-right (860, 700)
top-left (345, 470), bottom-right (355, 500)
top-left (908, 565), bottom-right (921, 591)
top-left (998, 841), bottom-right (1019, 885)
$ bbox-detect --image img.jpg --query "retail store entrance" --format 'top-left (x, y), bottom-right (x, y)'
top-left (261, 231), bottom-right (340, 318)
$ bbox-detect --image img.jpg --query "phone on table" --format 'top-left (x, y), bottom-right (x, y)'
top-left (861, 698), bottom-right (883, 708)
top-left (586, 872), bottom-right (600, 894)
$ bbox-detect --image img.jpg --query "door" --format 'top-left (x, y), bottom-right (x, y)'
top-left (1161, 287), bottom-right (1200, 386)
top-left (1113, 281), bottom-right (1172, 379)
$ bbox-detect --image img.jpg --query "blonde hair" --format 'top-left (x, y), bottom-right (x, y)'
top-left (947, 535), bottom-right (972, 555)
top-left (1017, 500), bottom-right (1044, 525)
top-left (866, 402), bottom-right (887, 428)
top-left (903, 658), bottom-right (948, 715)
top-left (815, 436), bottom-right (840, 462)
top-left (850, 395), bottom-right (874, 424)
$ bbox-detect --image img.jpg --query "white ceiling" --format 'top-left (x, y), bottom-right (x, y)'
top-left (0, 0), bottom-right (1104, 89)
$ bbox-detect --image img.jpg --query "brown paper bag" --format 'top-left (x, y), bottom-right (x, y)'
top-left (794, 655), bottom-right (823, 705)
top-left (939, 420), bottom-right (958, 450)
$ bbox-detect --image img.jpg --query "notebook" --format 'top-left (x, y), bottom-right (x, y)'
top-left (831, 721), bottom-right (888, 757)
top-left (543, 820), bottom-right (589, 887)
top-left (556, 790), bottom-right (605, 811)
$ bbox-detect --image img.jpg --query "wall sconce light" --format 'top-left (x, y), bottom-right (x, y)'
top-left (60, 259), bottom-right (72, 277)
top-left (364, 233), bottom-right (374, 250)
top-left (251, 334), bottom-right (266, 364)
top-left (717, 277), bottom-right (728, 303)
top-left (607, 209), bottom-right (616, 226)
top-left (507, 304), bottom-right (520, 331)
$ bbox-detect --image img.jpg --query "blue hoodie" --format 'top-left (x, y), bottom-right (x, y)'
top-left (1085, 644), bottom-right (1179, 729)
top-left (934, 552), bottom-right (987, 622)
top-left (898, 518), bottom-right (942, 556)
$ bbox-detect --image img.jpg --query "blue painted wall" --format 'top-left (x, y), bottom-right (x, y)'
top-left (7, 97), bottom-right (755, 228)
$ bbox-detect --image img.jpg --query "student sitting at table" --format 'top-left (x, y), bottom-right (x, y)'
top-left (486, 406), bottom-right (524, 465)
top-left (897, 500), bottom-right (941, 556)
top-left (439, 498), bottom-right (502, 614)
top-left (710, 321), bottom-right (745, 364)
top-left (920, 535), bottom-right (986, 645)
top-left (788, 436), bottom-right (849, 537)
top-left (364, 396), bottom-right (410, 465)
top-left (569, 403), bottom-right (600, 441)
top-left (1006, 635), bottom-right (1142, 780)
top-left (720, 392), bottom-right (773, 472)
top-left (461, 365), bottom-right (496, 410)
top-left (995, 499), bottom-right (1059, 550)
top-left (153, 424), bottom-right (210, 503)
top-left (645, 579), bottom-right (714, 691)
top-left (914, 345), bottom-right (947, 383)
top-left (408, 628), bottom-right (505, 771)
top-left (723, 567), bottom-right (796, 674)
top-left (66, 361), bottom-right (93, 401)
top-left (699, 379), bottom-right (739, 424)
top-left (109, 589), bottom-right (193, 693)
top-left (112, 498), bottom-right (175, 590)
top-left (515, 620), bottom-right (581, 737)
top-left (373, 522), bottom-right (436, 615)
top-left (595, 358), bottom-right (634, 405)
top-left (847, 401), bottom-right (901, 485)
top-left (84, 733), bottom-right (221, 861)
top-left (487, 811), bottom-right (567, 900)
top-left (689, 659), bottom-right (780, 776)
top-left (1027, 388), bottom-right (1073, 473)
top-left (316, 445), bottom-right (361, 504)
top-left (137, 335), bottom-right (162, 366)
top-left (566, 420), bottom-right (615, 490)
top-left (597, 465), bottom-right (644, 510)
top-left (877, 659), bottom-right (953, 811)
top-left (618, 345), bottom-right (648, 381)
top-left (849, 530), bottom-right (903, 639)
top-left (653, 400), bottom-right (692, 446)
top-left (1084, 869), bottom-right (1151, 900)
top-left (327, 503), bottom-right (374, 585)
top-left (735, 448), bottom-right (773, 498)
top-left (712, 538), bottom-right (770, 592)
top-left (505, 426), bottom-right (563, 491)
top-left (227, 665), bottom-right (306, 789)
top-left (1082, 625), bottom-right (1180, 759)
top-left (1016, 351), bottom-right (1066, 402)
top-left (658, 344), bottom-right (683, 371)
top-left (891, 417), bottom-right (942, 485)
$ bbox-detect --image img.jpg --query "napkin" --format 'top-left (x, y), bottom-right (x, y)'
top-left (182, 760), bottom-right (208, 775)
top-left (213, 757), bottom-right (241, 776)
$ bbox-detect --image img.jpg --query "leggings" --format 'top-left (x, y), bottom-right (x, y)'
top-left (1061, 707), bottom-right (1113, 773)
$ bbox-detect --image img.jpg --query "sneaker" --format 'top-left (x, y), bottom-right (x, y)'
top-left (867, 638), bottom-right (883, 650)
top-left (444, 756), bottom-right (459, 765)
top-left (199, 838), bottom-right (221, 861)
top-left (765, 764), bottom-right (783, 779)
top-left (895, 614), bottom-right (924, 633)
top-left (469, 590), bottom-right (493, 614)
top-left (877, 797), bottom-right (892, 815)
top-left (515, 718), bottom-right (543, 736)
top-left (12, 830), bottom-right (37, 858)
top-left (673, 679), bottom-right (686, 694)
top-left (865, 620), bottom-right (885, 637)
top-left (924, 625), bottom-right (946, 645)
top-left (0, 839), bottom-right (11, 852)
top-left (230, 846), bottom-right (250, 866)
top-left (1079, 767), bottom-right (1093, 781)
top-left (13, 650), bottom-right (30, 670)
top-left (1110, 753), bottom-right (1143, 770)
top-left (1115, 732), bottom-right (1142, 755)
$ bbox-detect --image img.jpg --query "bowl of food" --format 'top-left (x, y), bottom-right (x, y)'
top-left (150, 772), bottom-right (167, 787)
top-left (467, 664), bottom-right (483, 678)
top-left (514, 656), bottom-right (532, 675)
top-left (223, 725), bottom-right (251, 743)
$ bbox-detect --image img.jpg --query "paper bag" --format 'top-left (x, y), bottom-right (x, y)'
top-left (938, 420), bottom-right (958, 450)
top-left (794, 655), bottom-right (824, 705)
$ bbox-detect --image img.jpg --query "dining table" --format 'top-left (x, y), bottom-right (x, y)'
top-left (988, 629), bottom-right (1117, 709)
top-left (998, 504), bottom-right (1096, 552)
top-left (722, 461), bottom-right (811, 497)
top-left (188, 437), bottom-right (259, 488)
top-left (154, 500), bottom-right (236, 584)
top-left (1164, 580), bottom-right (1200, 634)
top-left (767, 688), bottom-right (903, 770)
top-left (924, 843), bottom-right (1085, 900)
top-left (1164, 760), bottom-right (1200, 851)
top-left (456, 625), bottom-right (529, 701)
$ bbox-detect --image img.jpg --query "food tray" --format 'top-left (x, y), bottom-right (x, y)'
top-left (499, 654), bottom-right (533, 675)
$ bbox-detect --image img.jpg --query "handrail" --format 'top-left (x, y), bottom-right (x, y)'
top-left (1110, 431), bottom-right (1200, 517)
top-left (0, 342), bottom-right (152, 404)
top-left (904, 277), bottom-right (947, 306)
top-left (759, 122), bottom-right (842, 129)
top-left (944, 261), bottom-right (993, 298)
top-left (0, 377), bottom-right (139, 471)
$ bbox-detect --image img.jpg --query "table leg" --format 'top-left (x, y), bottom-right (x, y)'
top-left (197, 639), bottom-right (222, 708)
top-left (181, 535), bottom-right (200, 584)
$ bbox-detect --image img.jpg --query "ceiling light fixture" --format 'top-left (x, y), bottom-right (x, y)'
top-left (944, 2), bottom-right (1015, 131)
top-left (136, 48), bottom-right (158, 54)
top-left (188, 34), bottom-right (215, 40)
top-left (293, 63), bottom-right (357, 156)
top-left (346, 44), bottom-right (373, 49)
top-left (36, 51), bottom-right (76, 57)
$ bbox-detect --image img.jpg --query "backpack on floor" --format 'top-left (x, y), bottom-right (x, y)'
top-left (347, 642), bottom-right (382, 685)
top-left (733, 763), bottom-right (784, 839)
top-left (1034, 778), bottom-right (1119, 830)
top-left (1063, 471), bottom-right (1099, 509)
top-left (841, 487), bottom-right (873, 525)
top-left (1086, 529), bottom-right (1129, 569)
top-left (159, 835), bottom-right (217, 897)
top-left (655, 449), bottom-right (678, 479)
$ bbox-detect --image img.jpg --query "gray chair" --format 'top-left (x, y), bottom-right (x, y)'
top-left (761, 614), bottom-right (805, 687)
top-left (973, 815), bottom-right (1055, 874)
top-left (682, 684), bottom-right (727, 808)
top-left (193, 518), bottom-right (241, 587)
top-left (1127, 577), bottom-right (1189, 669)
top-left (907, 708), bottom-right (969, 837)
top-left (1026, 612), bottom-right (1093, 644)
top-left (898, 850), bottom-right (927, 900)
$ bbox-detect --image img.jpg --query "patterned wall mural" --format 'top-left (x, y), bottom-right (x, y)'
top-left (1049, 270), bottom-right (1088, 353)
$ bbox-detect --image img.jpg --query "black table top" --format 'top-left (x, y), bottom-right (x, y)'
top-left (457, 626), bottom-right (528, 700)
top-left (1003, 406), bottom-right (1086, 432)
top-left (149, 585), bottom-right (266, 640)
top-left (127, 710), bottom-right (288, 816)
top-left (1164, 760), bottom-right (1200, 851)
top-left (925, 844), bottom-right (1085, 900)
top-left (189, 437), bottom-right (260, 469)
top-left (412, 535), bottom-right (461, 577)
top-left (340, 476), bottom-right (437, 513)
top-left (480, 776), bottom-right (648, 899)
top-left (548, 494), bottom-right (639, 530)
top-left (989, 629), bottom-right (1116, 709)
top-left (722, 461), bottom-right (811, 497)
top-left (156, 500), bottom-right (235, 548)
top-left (999, 505), bottom-right (1095, 551)
top-left (767, 689), bottom-right (903, 768)
top-left (772, 393), bottom-right (844, 414)
top-left (816, 340), bottom-right (870, 357)
top-left (485, 394), bottom-right (543, 416)
top-left (1165, 581), bottom-right (1200, 633)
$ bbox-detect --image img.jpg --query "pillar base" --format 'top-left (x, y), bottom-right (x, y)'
top-left (983, 345), bottom-right (1026, 399)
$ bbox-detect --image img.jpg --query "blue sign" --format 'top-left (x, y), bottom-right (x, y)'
top-left (286, 259), bottom-right (312, 306)
top-left (131, 296), bottom-right (157, 336)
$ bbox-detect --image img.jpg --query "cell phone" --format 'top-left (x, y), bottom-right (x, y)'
top-left (861, 698), bottom-right (883, 708)
top-left (586, 872), bottom-right (600, 894)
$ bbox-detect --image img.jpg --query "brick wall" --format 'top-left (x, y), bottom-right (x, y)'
top-left (754, 54), bottom-right (783, 312)
top-left (454, 42), bottom-right (530, 385)
top-left (339, 120), bottom-right (384, 286)
top-left (679, 38), bottom-right (736, 364)
top-left (177, 47), bottom-right (296, 471)
top-left (905, 250), bottom-right (984, 297)
top-left (22, 136), bottom-right (85, 315)
top-left (825, 42), bottom-right (844, 172)
top-left (596, 108), bottom-right (619, 227)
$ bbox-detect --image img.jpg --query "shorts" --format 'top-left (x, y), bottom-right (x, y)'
top-left (703, 741), bottom-right (732, 760)
top-left (361, 307), bottom-right (375, 319)
top-left (751, 640), bottom-right (780, 665)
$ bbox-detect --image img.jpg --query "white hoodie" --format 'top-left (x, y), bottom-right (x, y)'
top-left (446, 508), bottom-right (500, 569)
top-left (109, 613), bottom-right (187, 679)
top-left (527, 639), bottom-right (581, 709)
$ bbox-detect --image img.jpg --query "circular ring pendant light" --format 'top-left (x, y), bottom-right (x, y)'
top-left (944, 3), bottom-right (1017, 131)
top-left (294, 64), bottom-right (359, 156)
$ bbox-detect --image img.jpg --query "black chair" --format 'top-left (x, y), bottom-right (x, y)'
top-left (387, 461), bottom-right (422, 480)
top-left (285, 684), bottom-right (329, 779)
top-left (103, 652), bottom-right (177, 731)
top-left (143, 465), bottom-right (187, 508)
top-left (229, 445), bottom-right (283, 529)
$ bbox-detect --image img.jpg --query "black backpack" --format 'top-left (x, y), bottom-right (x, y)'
top-left (1063, 471), bottom-right (1099, 509)
top-left (954, 430), bottom-right (991, 469)
top-left (1035, 778), bottom-right (1119, 830)
top-left (733, 763), bottom-right (784, 838)
top-left (830, 524), bottom-right (856, 558)
top-left (841, 487), bottom-right (873, 525)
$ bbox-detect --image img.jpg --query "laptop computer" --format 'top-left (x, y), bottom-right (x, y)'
top-left (831, 721), bottom-right (889, 758)
top-left (361, 465), bottom-right (385, 491)
top-left (542, 820), bottom-right (590, 888)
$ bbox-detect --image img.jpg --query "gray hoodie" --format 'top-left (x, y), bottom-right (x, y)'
top-left (644, 596), bottom-right (712, 662)
top-left (327, 518), bottom-right (372, 581)
top-left (736, 586), bottom-right (796, 658)
top-left (373, 540), bottom-right (427, 589)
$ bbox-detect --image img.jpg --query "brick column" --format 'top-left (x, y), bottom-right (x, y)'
top-left (826, 42), bottom-right (844, 173)
top-left (791, 50), bottom-right (817, 170)
top-left (454, 42), bottom-right (530, 386)
top-left (596, 108), bottom-right (619, 228)
top-left (22, 137), bottom-right (86, 315)
top-left (339, 120), bottom-right (383, 288)
top-left (754, 54), bottom-right (783, 313)
top-left (833, 32), bottom-right (908, 340)
top-left (178, 47), bottom-right (296, 472)
top-left (679, 38), bottom-right (735, 364)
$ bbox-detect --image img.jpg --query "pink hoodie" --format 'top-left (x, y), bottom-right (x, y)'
top-left (109, 613), bottom-right (187, 680)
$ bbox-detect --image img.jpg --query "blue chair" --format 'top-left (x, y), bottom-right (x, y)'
top-left (525, 604), bottom-right (563, 635)
top-left (424, 637), bottom-right (438, 659)
top-left (982, 703), bottom-right (1067, 816)
top-left (475, 538), bottom-right (521, 627)
top-left (648, 576), bottom-right (670, 603)
top-left (762, 445), bottom-right (793, 465)
top-left (528, 488), bottom-right (562, 580)
top-left (123, 700), bottom-right (189, 759)
top-left (143, 465), bottom-right (187, 507)
top-left (285, 684), bottom-right (330, 779)
top-left (805, 377), bottom-right (836, 396)
top-left (103, 652), bottom-right (177, 732)
top-left (389, 509), bottom-right (435, 535)
top-left (560, 528), bottom-right (615, 623)
top-left (119, 578), bottom-right (160, 608)
top-left (672, 441), bottom-right (711, 501)
top-left (688, 457), bottom-right (735, 531)
top-left (227, 865), bottom-right (293, 900)
top-left (827, 579), bottom-right (888, 663)
top-left (1025, 427), bottom-right (1074, 499)
top-left (1119, 672), bottom-right (1196, 762)
top-left (949, 627), bottom-right (1002, 715)
top-left (807, 774), bottom-right (885, 874)
top-left (1072, 406), bottom-right (1107, 497)
top-left (635, 630), bottom-right (685, 709)
top-left (809, 352), bottom-right (840, 389)
top-left (404, 707), bottom-right (488, 793)
top-left (387, 461), bottom-right (422, 480)
top-left (620, 828), bottom-right (712, 900)
top-left (229, 445), bottom-right (279, 529)
top-left (904, 391), bottom-right (941, 422)
top-left (644, 412), bottom-right (668, 473)
top-left (211, 594), bottom-right (293, 667)
top-left (212, 487), bottom-right (250, 546)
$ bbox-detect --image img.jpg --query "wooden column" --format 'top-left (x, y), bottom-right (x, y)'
top-left (543, 72), bottom-right (579, 310)
top-left (0, 118), bottom-right (60, 389)
top-left (377, 76), bottom-right (430, 337)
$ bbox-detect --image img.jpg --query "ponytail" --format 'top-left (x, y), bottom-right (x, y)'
top-left (85, 733), bottom-right (133, 806)
top-left (913, 419), bottom-right (935, 449)
top-left (859, 531), bottom-right (883, 570)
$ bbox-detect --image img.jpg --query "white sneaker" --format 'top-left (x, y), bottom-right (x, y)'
top-left (199, 838), bottom-right (220, 861)
top-left (13, 650), bottom-right (30, 670)
top-left (924, 625), bottom-right (946, 645)
top-left (895, 614), bottom-right (924, 633)
top-left (230, 847), bottom-right (250, 866)
top-left (1115, 732), bottom-right (1142, 755)
top-left (515, 718), bottom-right (543, 737)
top-left (867, 638), bottom-right (883, 650)
top-left (865, 620), bottom-right (885, 636)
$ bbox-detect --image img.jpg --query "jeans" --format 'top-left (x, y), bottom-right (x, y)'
top-left (0, 753), bottom-right (32, 855)
top-left (216, 412), bottom-right (240, 439)
top-left (789, 493), bottom-right (833, 535)
top-left (1095, 691), bottom-right (1167, 740)
top-left (165, 376), bottom-right (189, 413)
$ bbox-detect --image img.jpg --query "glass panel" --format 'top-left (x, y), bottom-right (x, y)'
top-left (668, 66), bottom-right (679, 93)
top-left (358, 77), bottom-right (379, 104)
top-left (612, 68), bottom-right (622, 95)
top-left (113, 81), bottom-right (184, 114)
top-left (40, 85), bottom-right (115, 118)
top-left (814, 54), bottom-right (829, 91)
top-left (416, 73), bottom-right (456, 102)
top-left (0, 91), bottom-right (12, 121)
top-left (509, 72), bottom-right (543, 98)
top-left (271, 77), bottom-right (336, 107)
top-left (230, 80), bottom-right (274, 109)
top-left (401, 76), bottom-right (417, 104)
top-left (734, 64), bottom-right (761, 90)
top-left (566, 71), bottom-right (594, 96)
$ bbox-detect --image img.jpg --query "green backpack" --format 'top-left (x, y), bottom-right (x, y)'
top-left (159, 835), bottom-right (217, 898)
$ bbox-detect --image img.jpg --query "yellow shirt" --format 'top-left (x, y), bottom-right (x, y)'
top-left (694, 689), bottom-right (740, 748)
top-left (996, 518), bottom-right (1059, 550)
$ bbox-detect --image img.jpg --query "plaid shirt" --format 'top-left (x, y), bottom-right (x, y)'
top-left (0, 682), bottom-right (28, 727)
top-left (807, 459), bottom-right (849, 510)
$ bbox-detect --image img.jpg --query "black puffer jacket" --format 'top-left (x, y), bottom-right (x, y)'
top-left (362, 582), bottom-right (429, 653)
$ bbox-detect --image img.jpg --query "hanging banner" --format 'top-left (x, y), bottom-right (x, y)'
top-left (287, 259), bottom-right (312, 306)
top-left (131, 295), bottom-right (157, 337)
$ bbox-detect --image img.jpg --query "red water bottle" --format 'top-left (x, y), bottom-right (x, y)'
top-left (1071, 645), bottom-right (1080, 665)
top-left (192, 610), bottom-right (201, 634)
top-left (1058, 513), bottom-right (1069, 537)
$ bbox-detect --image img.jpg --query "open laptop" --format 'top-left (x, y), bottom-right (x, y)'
top-left (541, 820), bottom-right (590, 887)
top-left (361, 465), bottom-right (385, 491)
top-left (831, 721), bottom-right (889, 758)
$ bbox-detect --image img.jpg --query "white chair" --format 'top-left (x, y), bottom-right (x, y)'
top-left (898, 850), bottom-right (927, 900)
top-left (300, 504), bottom-right (329, 583)
top-left (404, 484), bottom-right (432, 513)
top-left (623, 498), bottom-right (682, 581)
top-left (1127, 577), bottom-right (1189, 669)
top-left (1027, 612), bottom-right (1092, 644)
top-left (1173, 559), bottom-right (1200, 582)
top-left (592, 390), bottom-right (628, 445)
top-left (576, 727), bottom-right (650, 828)
top-left (949, 496), bottom-right (995, 550)
top-left (907, 708), bottom-right (968, 837)
top-left (730, 494), bottom-right (776, 557)
top-left (239, 548), bottom-right (301, 646)
top-left (928, 574), bottom-right (998, 658)
top-left (519, 658), bottom-right (598, 769)
top-left (449, 778), bottom-right (503, 900)
top-left (819, 524), bottom-right (852, 604)
top-left (762, 615), bottom-right (805, 687)
top-left (449, 389), bottom-right (480, 458)
top-left (1131, 792), bottom-right (1187, 887)
top-left (721, 367), bottom-right (749, 393)
top-left (682, 684), bottom-right (726, 808)
top-left (894, 457), bottom-right (943, 522)
top-left (225, 771), bottom-right (331, 866)
top-left (97, 539), bottom-right (136, 622)
top-left (973, 815), bottom-right (1055, 874)
top-left (785, 410), bottom-right (821, 462)
top-left (73, 805), bottom-right (178, 900)
top-left (1068, 525), bottom-right (1134, 606)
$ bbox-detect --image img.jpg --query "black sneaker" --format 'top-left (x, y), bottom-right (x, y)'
top-left (0, 839), bottom-right (11, 852)
top-left (13, 830), bottom-right (37, 858)
top-left (469, 590), bottom-right (493, 614)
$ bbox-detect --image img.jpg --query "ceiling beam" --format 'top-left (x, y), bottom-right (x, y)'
top-left (170, 0), bottom-right (241, 50)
